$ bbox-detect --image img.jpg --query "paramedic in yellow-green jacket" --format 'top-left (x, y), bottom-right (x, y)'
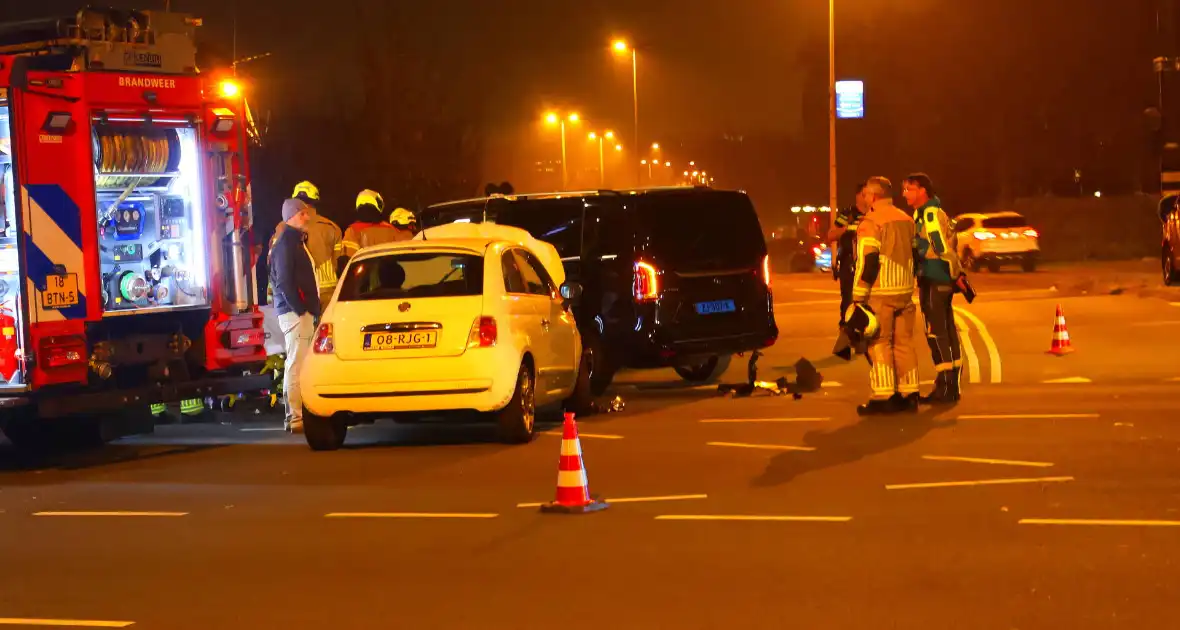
top-left (903, 173), bottom-right (963, 405)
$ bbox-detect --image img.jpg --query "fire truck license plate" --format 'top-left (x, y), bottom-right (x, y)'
top-left (42, 273), bottom-right (79, 309)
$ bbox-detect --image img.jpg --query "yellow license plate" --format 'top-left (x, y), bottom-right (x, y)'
top-left (363, 330), bottom-right (438, 351)
top-left (42, 273), bottom-right (79, 310)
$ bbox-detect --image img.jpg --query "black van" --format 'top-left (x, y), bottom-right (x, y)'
top-left (420, 187), bottom-right (778, 394)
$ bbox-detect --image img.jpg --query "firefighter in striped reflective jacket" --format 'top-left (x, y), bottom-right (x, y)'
top-left (851, 176), bottom-right (920, 415)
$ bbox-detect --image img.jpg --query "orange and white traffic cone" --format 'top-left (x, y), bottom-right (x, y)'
top-left (1047, 304), bottom-right (1074, 356)
top-left (541, 412), bottom-right (609, 514)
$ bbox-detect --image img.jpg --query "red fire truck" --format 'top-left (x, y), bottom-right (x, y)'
top-left (0, 8), bottom-right (270, 448)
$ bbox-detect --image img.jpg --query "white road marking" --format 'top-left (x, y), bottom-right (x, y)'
top-left (885, 476), bottom-right (1074, 491)
top-left (325, 512), bottom-right (499, 519)
top-left (706, 442), bottom-right (815, 452)
top-left (820, 381), bottom-right (843, 388)
top-left (655, 514), bottom-right (852, 522)
top-left (1165, 377), bottom-right (1180, 382)
top-left (517, 494), bottom-right (707, 508)
top-left (540, 431), bottom-right (624, 440)
top-left (1042, 377), bottom-right (1092, 384)
top-left (975, 289), bottom-right (1057, 299)
top-left (1169, 302), bottom-right (1180, 307)
top-left (957, 414), bottom-right (1100, 420)
top-left (954, 306), bottom-right (1002, 384)
top-left (954, 314), bottom-right (982, 384)
top-left (793, 288), bottom-right (842, 295)
top-left (240, 427), bottom-right (285, 432)
top-left (1019, 518), bottom-right (1180, 527)
top-left (699, 417), bottom-right (830, 424)
top-left (33, 511), bottom-right (187, 517)
top-left (0, 619), bottom-right (134, 628)
top-left (922, 455), bottom-right (1054, 468)
top-left (773, 300), bottom-right (840, 308)
top-left (1130, 320), bottom-right (1180, 327)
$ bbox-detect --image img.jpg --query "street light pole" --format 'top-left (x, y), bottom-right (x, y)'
top-left (828, 0), bottom-right (838, 226)
top-left (613, 40), bottom-right (642, 186)
top-left (560, 120), bottom-right (569, 190)
top-left (632, 48), bottom-right (640, 186)
top-left (598, 137), bottom-right (606, 187)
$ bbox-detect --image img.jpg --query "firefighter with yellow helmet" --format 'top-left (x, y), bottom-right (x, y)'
top-left (850, 176), bottom-right (921, 415)
top-left (388, 207), bottom-right (418, 241)
top-left (269, 181), bottom-right (343, 306)
top-left (341, 190), bottom-right (402, 263)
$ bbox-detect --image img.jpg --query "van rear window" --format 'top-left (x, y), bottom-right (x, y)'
top-left (981, 215), bottom-right (1028, 229)
top-left (631, 192), bottom-right (766, 270)
top-left (338, 252), bottom-right (483, 301)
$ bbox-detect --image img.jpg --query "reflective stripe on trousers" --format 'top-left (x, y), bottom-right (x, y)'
top-left (919, 279), bottom-right (960, 373)
top-left (865, 294), bottom-right (920, 400)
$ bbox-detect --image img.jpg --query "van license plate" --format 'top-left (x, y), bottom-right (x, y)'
top-left (695, 299), bottom-right (736, 315)
top-left (364, 331), bottom-right (439, 351)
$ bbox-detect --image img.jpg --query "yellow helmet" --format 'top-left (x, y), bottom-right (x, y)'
top-left (292, 181), bottom-right (320, 203)
top-left (356, 189), bottom-right (384, 212)
top-left (390, 207), bottom-right (417, 227)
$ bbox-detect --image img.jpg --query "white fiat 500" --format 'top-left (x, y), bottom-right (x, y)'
top-left (299, 232), bottom-right (588, 450)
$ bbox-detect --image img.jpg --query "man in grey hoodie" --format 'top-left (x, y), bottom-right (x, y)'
top-left (269, 198), bottom-right (322, 433)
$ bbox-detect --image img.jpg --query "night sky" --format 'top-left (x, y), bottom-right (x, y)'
top-left (3, 1), bottom-right (1165, 226)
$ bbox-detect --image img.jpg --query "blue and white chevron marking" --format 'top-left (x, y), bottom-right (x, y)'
top-left (21, 184), bottom-right (89, 322)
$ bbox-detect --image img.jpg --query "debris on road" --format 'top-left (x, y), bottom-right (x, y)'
top-left (716, 353), bottom-right (824, 400)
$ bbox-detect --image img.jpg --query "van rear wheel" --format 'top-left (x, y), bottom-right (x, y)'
top-left (674, 354), bottom-right (732, 384)
top-left (1164, 247), bottom-right (1177, 286)
top-left (583, 335), bottom-right (616, 397)
top-left (564, 351), bottom-right (595, 416)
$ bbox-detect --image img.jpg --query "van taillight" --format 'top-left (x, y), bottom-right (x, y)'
top-left (633, 261), bottom-right (659, 302)
top-left (41, 336), bottom-right (86, 369)
top-left (468, 316), bottom-right (497, 348)
top-left (762, 254), bottom-right (772, 288)
top-left (312, 323), bottom-right (335, 354)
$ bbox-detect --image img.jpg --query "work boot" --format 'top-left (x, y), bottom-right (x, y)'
top-left (919, 372), bottom-right (955, 405)
top-left (920, 375), bottom-right (958, 410)
top-left (890, 392), bottom-right (920, 413)
top-left (857, 399), bottom-right (895, 417)
top-left (947, 368), bottom-right (962, 402)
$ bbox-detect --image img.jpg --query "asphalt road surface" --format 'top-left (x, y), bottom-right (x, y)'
top-left (1, 260), bottom-right (1179, 629)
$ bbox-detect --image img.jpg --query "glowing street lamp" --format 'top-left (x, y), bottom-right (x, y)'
top-left (611, 38), bottom-right (640, 183)
top-left (545, 111), bottom-right (581, 189)
top-left (588, 129), bottom-right (617, 186)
